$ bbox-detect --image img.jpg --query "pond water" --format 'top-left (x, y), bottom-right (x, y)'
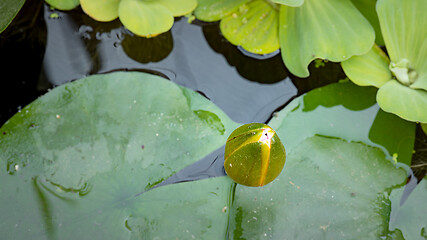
top-left (1, 1), bottom-right (426, 239)
top-left (0, 1), bottom-right (347, 183)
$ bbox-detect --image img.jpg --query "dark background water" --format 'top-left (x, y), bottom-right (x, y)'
top-left (0, 0), bottom-right (346, 126)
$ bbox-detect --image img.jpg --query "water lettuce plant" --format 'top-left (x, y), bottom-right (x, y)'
top-left (194, 0), bottom-right (375, 77)
top-left (44, 0), bottom-right (197, 37)
top-left (1, 71), bottom-right (423, 239)
top-left (341, 0), bottom-right (427, 123)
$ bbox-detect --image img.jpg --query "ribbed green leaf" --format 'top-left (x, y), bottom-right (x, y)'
top-left (220, 0), bottom-right (279, 54)
top-left (377, 0), bottom-right (427, 91)
top-left (377, 80), bottom-right (427, 123)
top-left (271, 0), bottom-right (304, 7)
top-left (279, 0), bottom-right (375, 77)
top-left (341, 45), bottom-right (391, 88)
top-left (350, 0), bottom-right (384, 46)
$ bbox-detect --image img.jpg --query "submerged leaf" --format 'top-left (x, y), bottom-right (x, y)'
top-left (279, 0), bottom-right (375, 77)
top-left (268, 80), bottom-right (415, 165)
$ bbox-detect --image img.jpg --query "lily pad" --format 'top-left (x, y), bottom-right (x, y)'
top-left (220, 0), bottom-right (280, 54)
top-left (341, 45), bottom-right (391, 88)
top-left (45, 0), bottom-right (80, 11)
top-left (0, 0), bottom-right (25, 33)
top-left (268, 80), bottom-right (415, 165)
top-left (389, 178), bottom-right (427, 240)
top-left (0, 71), bottom-right (239, 239)
top-left (279, 0), bottom-right (375, 77)
top-left (228, 135), bottom-right (407, 239)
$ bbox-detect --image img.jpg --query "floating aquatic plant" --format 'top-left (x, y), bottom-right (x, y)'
top-left (341, 0), bottom-right (427, 123)
top-left (45, 0), bottom-right (197, 37)
top-left (194, 0), bottom-right (375, 77)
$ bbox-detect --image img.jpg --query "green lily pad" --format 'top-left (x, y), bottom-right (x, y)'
top-left (377, 0), bottom-right (427, 91)
top-left (271, 0), bottom-right (304, 7)
top-left (268, 80), bottom-right (415, 165)
top-left (0, 0), bottom-right (25, 33)
top-left (389, 178), bottom-right (427, 240)
top-left (279, 0), bottom-right (375, 77)
top-left (341, 45), bottom-right (391, 88)
top-left (0, 71), bottom-right (239, 238)
top-left (220, 0), bottom-right (279, 54)
top-left (80, 0), bottom-right (120, 22)
top-left (45, 0), bottom-right (80, 11)
top-left (377, 80), bottom-right (427, 123)
top-left (228, 135), bottom-right (407, 239)
top-left (194, 0), bottom-right (250, 22)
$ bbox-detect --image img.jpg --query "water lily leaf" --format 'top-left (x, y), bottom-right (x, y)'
top-left (350, 0), bottom-right (384, 46)
top-left (228, 135), bottom-right (407, 239)
top-left (194, 0), bottom-right (250, 22)
top-left (341, 45), bottom-right (391, 88)
top-left (377, 80), bottom-right (427, 123)
top-left (157, 0), bottom-right (197, 16)
top-left (377, 0), bottom-right (427, 91)
top-left (268, 80), bottom-right (415, 164)
top-left (220, 0), bottom-right (279, 54)
top-left (45, 0), bottom-right (79, 10)
top-left (279, 0), bottom-right (375, 77)
top-left (0, 0), bottom-right (25, 33)
top-left (80, 0), bottom-right (120, 22)
top-left (119, 0), bottom-right (174, 37)
top-left (0, 71), bottom-right (239, 239)
top-left (389, 178), bottom-right (427, 240)
top-left (271, 0), bottom-right (304, 7)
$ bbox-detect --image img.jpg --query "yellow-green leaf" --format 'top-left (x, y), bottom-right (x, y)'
top-left (279, 0), bottom-right (375, 77)
top-left (220, 0), bottom-right (279, 54)
top-left (80, 0), bottom-right (120, 22)
top-left (341, 45), bottom-right (391, 88)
